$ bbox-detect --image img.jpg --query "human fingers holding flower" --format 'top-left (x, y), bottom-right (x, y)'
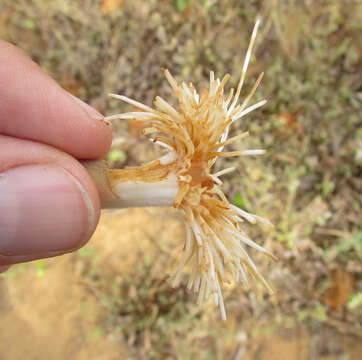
top-left (0, 40), bottom-right (112, 271)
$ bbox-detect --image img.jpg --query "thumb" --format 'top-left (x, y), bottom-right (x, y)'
top-left (0, 136), bottom-right (100, 267)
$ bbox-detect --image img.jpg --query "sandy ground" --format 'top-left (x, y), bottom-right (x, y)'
top-left (0, 208), bottom-right (183, 360)
top-left (1, 209), bottom-right (361, 360)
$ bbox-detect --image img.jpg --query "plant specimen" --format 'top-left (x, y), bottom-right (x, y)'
top-left (84, 20), bottom-right (275, 319)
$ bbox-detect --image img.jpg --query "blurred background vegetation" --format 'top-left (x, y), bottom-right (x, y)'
top-left (0, 0), bottom-right (361, 359)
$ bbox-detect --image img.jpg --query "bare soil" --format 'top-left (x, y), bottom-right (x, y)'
top-left (1, 210), bottom-right (361, 359)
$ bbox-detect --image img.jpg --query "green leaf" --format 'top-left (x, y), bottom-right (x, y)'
top-left (22, 19), bottom-right (35, 30)
top-left (107, 149), bottom-right (127, 163)
top-left (35, 261), bottom-right (47, 277)
top-left (0, 263), bottom-right (27, 279)
top-left (77, 246), bottom-right (95, 258)
top-left (233, 192), bottom-right (246, 209)
top-left (311, 303), bottom-right (327, 322)
top-left (322, 180), bottom-right (334, 197)
top-left (175, 0), bottom-right (189, 12)
top-left (347, 291), bottom-right (362, 310)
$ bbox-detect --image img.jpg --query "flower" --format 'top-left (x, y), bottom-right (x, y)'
top-left (104, 19), bottom-right (276, 319)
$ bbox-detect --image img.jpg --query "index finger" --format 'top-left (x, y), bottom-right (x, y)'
top-left (0, 40), bottom-right (112, 159)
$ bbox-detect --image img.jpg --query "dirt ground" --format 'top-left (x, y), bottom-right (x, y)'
top-left (1, 210), bottom-right (361, 360)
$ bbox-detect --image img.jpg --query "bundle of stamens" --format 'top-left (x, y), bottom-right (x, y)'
top-left (92, 20), bottom-right (276, 319)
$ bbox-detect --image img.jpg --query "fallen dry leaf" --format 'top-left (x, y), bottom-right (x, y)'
top-left (321, 268), bottom-right (354, 312)
top-left (278, 109), bottom-right (304, 136)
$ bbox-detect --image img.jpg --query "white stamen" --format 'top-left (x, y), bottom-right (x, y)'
top-left (152, 139), bottom-right (173, 150)
top-left (228, 19), bottom-right (261, 114)
top-left (230, 204), bottom-right (257, 224)
top-left (241, 149), bottom-right (266, 156)
top-left (231, 99), bottom-right (267, 121)
top-left (213, 167), bottom-right (236, 177)
top-left (109, 93), bottom-right (157, 113)
top-left (210, 174), bottom-right (223, 185)
top-left (159, 150), bottom-right (177, 165)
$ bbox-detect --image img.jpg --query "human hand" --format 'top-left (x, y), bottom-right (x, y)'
top-left (0, 40), bottom-right (112, 272)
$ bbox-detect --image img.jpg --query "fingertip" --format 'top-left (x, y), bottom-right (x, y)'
top-left (65, 92), bottom-right (113, 158)
top-left (0, 265), bottom-right (11, 273)
top-left (0, 136), bottom-right (103, 265)
top-left (0, 40), bottom-right (113, 159)
top-left (0, 164), bottom-right (99, 257)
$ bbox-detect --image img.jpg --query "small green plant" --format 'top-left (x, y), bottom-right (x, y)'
top-left (0, 263), bottom-right (27, 279)
top-left (233, 191), bottom-right (247, 209)
top-left (77, 246), bottom-right (100, 277)
top-left (324, 229), bottom-right (362, 262)
top-left (106, 149), bottom-right (127, 165)
top-left (174, 0), bottom-right (189, 12)
top-left (347, 292), bottom-right (362, 310)
top-left (92, 253), bottom-right (201, 358)
top-left (34, 261), bottom-right (47, 277)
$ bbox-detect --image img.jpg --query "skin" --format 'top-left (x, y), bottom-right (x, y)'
top-left (0, 40), bottom-right (112, 272)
